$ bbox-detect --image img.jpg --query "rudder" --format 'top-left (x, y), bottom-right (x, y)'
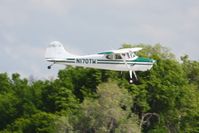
top-left (45, 41), bottom-right (73, 60)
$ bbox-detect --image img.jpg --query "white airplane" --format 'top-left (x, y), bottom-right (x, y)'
top-left (45, 41), bottom-right (155, 83)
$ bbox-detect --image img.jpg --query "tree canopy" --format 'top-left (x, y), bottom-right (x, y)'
top-left (0, 44), bottom-right (198, 133)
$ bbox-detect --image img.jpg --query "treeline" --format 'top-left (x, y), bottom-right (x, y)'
top-left (0, 44), bottom-right (198, 133)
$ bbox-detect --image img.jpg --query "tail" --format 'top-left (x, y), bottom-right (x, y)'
top-left (45, 41), bottom-right (73, 60)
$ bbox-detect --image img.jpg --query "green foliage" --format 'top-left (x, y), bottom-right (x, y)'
top-left (181, 55), bottom-right (199, 86)
top-left (73, 82), bottom-right (140, 133)
top-left (4, 112), bottom-right (57, 133)
top-left (28, 112), bottom-right (56, 133)
top-left (41, 80), bottom-right (79, 113)
top-left (0, 93), bottom-right (19, 129)
top-left (0, 73), bottom-right (12, 94)
top-left (0, 43), bottom-right (199, 133)
top-left (121, 43), bottom-right (199, 132)
top-left (58, 67), bottom-right (103, 101)
top-left (122, 43), bottom-right (175, 60)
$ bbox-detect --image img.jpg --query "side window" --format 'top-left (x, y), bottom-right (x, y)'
top-left (106, 55), bottom-right (113, 59)
top-left (115, 54), bottom-right (122, 59)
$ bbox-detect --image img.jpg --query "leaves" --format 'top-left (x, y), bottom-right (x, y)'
top-left (0, 44), bottom-right (199, 132)
top-left (75, 82), bottom-right (140, 133)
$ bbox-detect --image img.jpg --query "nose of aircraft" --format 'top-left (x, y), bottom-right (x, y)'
top-left (152, 59), bottom-right (156, 63)
top-left (132, 57), bottom-right (156, 64)
top-left (148, 58), bottom-right (156, 63)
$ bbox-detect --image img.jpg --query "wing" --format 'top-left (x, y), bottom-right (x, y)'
top-left (98, 47), bottom-right (142, 54)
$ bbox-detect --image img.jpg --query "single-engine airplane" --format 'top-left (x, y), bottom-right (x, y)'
top-left (45, 41), bottom-right (155, 83)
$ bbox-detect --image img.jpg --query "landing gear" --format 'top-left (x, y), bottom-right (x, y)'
top-left (129, 70), bottom-right (133, 83)
top-left (129, 79), bottom-right (133, 84)
top-left (129, 70), bottom-right (138, 84)
top-left (47, 62), bottom-right (55, 69)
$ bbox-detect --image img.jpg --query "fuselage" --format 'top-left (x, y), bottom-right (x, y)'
top-left (45, 41), bottom-right (156, 83)
top-left (46, 54), bottom-right (155, 72)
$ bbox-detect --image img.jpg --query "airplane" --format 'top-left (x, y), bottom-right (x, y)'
top-left (45, 41), bottom-right (156, 83)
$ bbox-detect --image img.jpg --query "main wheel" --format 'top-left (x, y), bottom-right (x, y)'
top-left (129, 79), bottom-right (133, 84)
top-left (47, 66), bottom-right (51, 69)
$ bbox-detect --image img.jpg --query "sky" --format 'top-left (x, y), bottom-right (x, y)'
top-left (0, 0), bottom-right (199, 79)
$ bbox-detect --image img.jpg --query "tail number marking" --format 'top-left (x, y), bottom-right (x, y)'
top-left (76, 59), bottom-right (97, 64)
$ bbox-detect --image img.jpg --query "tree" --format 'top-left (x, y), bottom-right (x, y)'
top-left (41, 79), bottom-right (79, 113)
top-left (0, 43), bottom-right (199, 132)
top-left (121, 43), bottom-right (199, 132)
top-left (75, 81), bottom-right (140, 133)
top-left (181, 55), bottom-right (199, 86)
top-left (3, 112), bottom-right (57, 133)
top-left (122, 43), bottom-right (175, 60)
top-left (0, 93), bottom-right (19, 130)
top-left (0, 73), bottom-right (12, 94)
top-left (58, 67), bottom-right (103, 101)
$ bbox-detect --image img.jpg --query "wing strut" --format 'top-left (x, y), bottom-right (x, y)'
top-left (120, 53), bottom-right (138, 84)
top-left (120, 53), bottom-right (129, 69)
top-left (129, 70), bottom-right (133, 83)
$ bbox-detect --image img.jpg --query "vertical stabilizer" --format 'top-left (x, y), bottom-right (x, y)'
top-left (45, 41), bottom-right (73, 60)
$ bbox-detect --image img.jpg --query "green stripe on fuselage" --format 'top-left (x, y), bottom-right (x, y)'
top-left (132, 57), bottom-right (154, 63)
top-left (98, 52), bottom-right (113, 54)
top-left (67, 58), bottom-right (75, 61)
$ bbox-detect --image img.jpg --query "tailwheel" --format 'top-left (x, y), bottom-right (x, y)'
top-left (47, 62), bottom-right (55, 69)
top-left (47, 66), bottom-right (51, 69)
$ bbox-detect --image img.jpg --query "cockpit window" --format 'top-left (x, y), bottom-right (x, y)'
top-left (130, 53), bottom-right (137, 58)
top-left (127, 53), bottom-right (130, 58)
top-left (106, 53), bottom-right (135, 60)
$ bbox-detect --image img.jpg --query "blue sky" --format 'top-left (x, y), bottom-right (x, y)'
top-left (0, 0), bottom-right (199, 79)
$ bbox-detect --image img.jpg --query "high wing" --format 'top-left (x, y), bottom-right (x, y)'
top-left (98, 47), bottom-right (142, 54)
